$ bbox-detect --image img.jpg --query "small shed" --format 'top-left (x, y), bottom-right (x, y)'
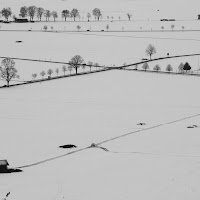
top-left (198, 15), bottom-right (200, 20)
top-left (0, 160), bottom-right (9, 172)
top-left (14, 18), bottom-right (28, 23)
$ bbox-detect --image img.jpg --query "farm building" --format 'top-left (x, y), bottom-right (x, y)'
top-left (0, 160), bottom-right (9, 172)
top-left (14, 18), bottom-right (28, 23)
top-left (198, 15), bottom-right (200, 20)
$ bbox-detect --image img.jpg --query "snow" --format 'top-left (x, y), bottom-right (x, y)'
top-left (0, 15), bottom-right (200, 200)
top-left (0, 69), bottom-right (200, 200)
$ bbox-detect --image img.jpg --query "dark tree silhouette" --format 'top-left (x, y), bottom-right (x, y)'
top-left (37, 7), bottom-right (44, 21)
top-left (166, 64), bottom-right (173, 73)
top-left (153, 64), bottom-right (161, 72)
top-left (62, 10), bottom-right (70, 21)
top-left (93, 8), bottom-right (101, 21)
top-left (178, 62), bottom-right (184, 73)
top-left (40, 71), bottom-right (46, 79)
top-left (87, 61), bottom-right (93, 71)
top-left (0, 58), bottom-right (20, 86)
top-left (87, 13), bottom-right (91, 21)
top-left (1, 8), bottom-right (12, 21)
top-left (145, 44), bottom-right (157, 60)
top-left (127, 13), bottom-right (132, 21)
top-left (183, 62), bottom-right (191, 73)
top-left (69, 55), bottom-right (84, 74)
top-left (44, 10), bottom-right (51, 21)
top-left (19, 6), bottom-right (27, 18)
top-left (52, 11), bottom-right (58, 22)
top-left (27, 6), bottom-right (37, 21)
top-left (62, 65), bottom-right (67, 75)
top-left (70, 9), bottom-right (79, 21)
top-left (142, 62), bottom-right (149, 72)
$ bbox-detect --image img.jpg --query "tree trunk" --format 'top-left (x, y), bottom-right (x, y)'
top-left (7, 80), bottom-right (9, 87)
top-left (74, 17), bottom-right (75, 21)
top-left (75, 67), bottom-right (77, 74)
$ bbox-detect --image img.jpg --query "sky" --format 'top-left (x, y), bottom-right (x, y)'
top-left (0, 0), bottom-right (199, 19)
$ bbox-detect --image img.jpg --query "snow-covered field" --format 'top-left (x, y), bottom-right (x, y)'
top-left (1, 19), bottom-right (200, 200)
top-left (0, 70), bottom-right (200, 200)
top-left (1, 20), bottom-right (200, 83)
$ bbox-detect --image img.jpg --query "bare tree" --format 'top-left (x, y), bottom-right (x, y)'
top-left (27, 6), bottom-right (37, 21)
top-left (55, 68), bottom-right (59, 76)
top-left (94, 63), bottom-right (99, 70)
top-left (142, 62), bottom-right (149, 72)
top-left (40, 71), bottom-right (46, 79)
top-left (52, 11), bottom-right (58, 22)
top-left (47, 69), bottom-right (53, 77)
top-left (43, 25), bottom-right (48, 31)
top-left (19, 6), bottom-right (27, 18)
top-left (153, 64), bottom-right (161, 72)
top-left (161, 26), bottom-right (164, 31)
top-left (68, 65), bottom-right (73, 74)
top-left (82, 64), bottom-right (86, 72)
top-left (77, 25), bottom-right (81, 31)
top-left (87, 61), bottom-right (93, 71)
top-left (93, 8), bottom-right (101, 21)
top-left (69, 55), bottom-right (84, 74)
top-left (145, 44), bottom-right (157, 60)
top-left (106, 24), bottom-right (109, 31)
top-left (127, 13), bottom-right (132, 21)
top-left (70, 9), bottom-right (79, 21)
top-left (178, 62), bottom-right (184, 73)
top-left (1, 8), bottom-right (12, 21)
top-left (62, 10), bottom-right (69, 21)
top-left (0, 58), bottom-right (19, 86)
top-left (37, 7), bottom-right (44, 21)
top-left (32, 73), bottom-right (37, 80)
top-left (171, 24), bottom-right (175, 31)
top-left (44, 10), bottom-right (51, 21)
top-left (87, 13), bottom-right (91, 22)
top-left (62, 65), bottom-right (67, 75)
top-left (166, 64), bottom-right (173, 73)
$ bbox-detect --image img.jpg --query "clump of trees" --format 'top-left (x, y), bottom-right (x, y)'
top-left (0, 58), bottom-right (20, 87)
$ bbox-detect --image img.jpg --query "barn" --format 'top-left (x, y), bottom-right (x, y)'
top-left (0, 160), bottom-right (9, 172)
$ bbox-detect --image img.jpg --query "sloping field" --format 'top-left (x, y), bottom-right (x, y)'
top-left (0, 70), bottom-right (200, 200)
top-left (1, 24), bottom-right (200, 83)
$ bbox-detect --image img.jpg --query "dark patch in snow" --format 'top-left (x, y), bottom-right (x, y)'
top-left (59, 144), bottom-right (77, 148)
top-left (187, 125), bottom-right (198, 128)
top-left (15, 41), bottom-right (23, 43)
top-left (0, 168), bottom-right (22, 173)
top-left (137, 123), bottom-right (146, 125)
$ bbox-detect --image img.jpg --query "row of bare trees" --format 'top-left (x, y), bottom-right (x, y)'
top-left (32, 55), bottom-right (101, 80)
top-left (135, 62), bottom-right (191, 73)
top-left (0, 7), bottom-right (133, 22)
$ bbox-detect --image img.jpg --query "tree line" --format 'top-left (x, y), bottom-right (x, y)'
top-left (0, 55), bottom-right (102, 86)
top-left (0, 7), bottom-right (133, 22)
